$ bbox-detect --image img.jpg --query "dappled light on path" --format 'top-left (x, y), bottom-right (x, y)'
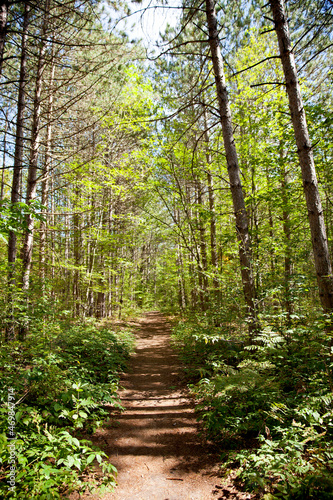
top-left (86, 313), bottom-right (253, 500)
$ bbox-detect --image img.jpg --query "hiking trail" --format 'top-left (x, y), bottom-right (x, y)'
top-left (81, 312), bottom-right (253, 500)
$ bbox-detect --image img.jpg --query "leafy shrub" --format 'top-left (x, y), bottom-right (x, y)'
top-left (0, 322), bottom-right (135, 498)
top-left (193, 364), bottom-right (279, 439)
top-left (172, 316), bottom-right (333, 498)
top-left (172, 320), bottom-right (243, 380)
top-left (0, 405), bottom-right (117, 499)
top-left (56, 324), bottom-right (134, 385)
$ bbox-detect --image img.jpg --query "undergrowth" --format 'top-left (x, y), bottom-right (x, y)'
top-left (172, 314), bottom-right (333, 499)
top-left (0, 322), bottom-right (135, 498)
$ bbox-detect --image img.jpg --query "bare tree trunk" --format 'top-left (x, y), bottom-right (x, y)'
top-left (265, 170), bottom-right (275, 275)
top-left (270, 0), bottom-right (333, 312)
top-left (21, 0), bottom-right (50, 293)
top-left (176, 245), bottom-right (186, 311)
top-left (250, 164), bottom-right (260, 292)
top-left (50, 176), bottom-right (55, 297)
top-left (85, 193), bottom-right (94, 314)
top-left (108, 189), bottom-right (113, 316)
top-left (196, 177), bottom-right (208, 312)
top-left (280, 149), bottom-right (293, 325)
top-left (176, 209), bottom-right (187, 310)
top-left (189, 256), bottom-right (197, 310)
top-left (7, 3), bottom-right (29, 279)
top-left (40, 46), bottom-right (55, 284)
top-left (5, 4), bottom-right (29, 341)
top-left (185, 183), bottom-right (198, 310)
top-left (1, 108), bottom-right (8, 200)
top-left (203, 107), bottom-right (219, 302)
top-left (96, 291), bottom-right (105, 318)
top-left (0, 0), bottom-right (8, 76)
top-left (73, 184), bottom-right (81, 318)
top-left (118, 264), bottom-right (124, 320)
top-left (205, 0), bottom-right (258, 333)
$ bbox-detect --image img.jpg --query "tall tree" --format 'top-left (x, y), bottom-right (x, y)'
top-left (7, 2), bottom-right (29, 282)
top-left (39, 44), bottom-right (55, 283)
top-left (21, 0), bottom-right (50, 293)
top-left (269, 0), bottom-right (333, 312)
top-left (205, 0), bottom-right (258, 332)
top-left (0, 108), bottom-right (8, 200)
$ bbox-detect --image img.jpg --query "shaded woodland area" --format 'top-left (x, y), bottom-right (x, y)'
top-left (0, 0), bottom-right (333, 498)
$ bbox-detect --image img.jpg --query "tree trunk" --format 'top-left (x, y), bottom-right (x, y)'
top-left (265, 170), bottom-right (275, 275)
top-left (1, 108), bottom-right (8, 200)
top-left (176, 209), bottom-right (187, 310)
top-left (251, 164), bottom-right (260, 292)
top-left (196, 177), bottom-right (208, 312)
top-left (73, 184), bottom-right (81, 318)
top-left (40, 46), bottom-right (55, 284)
top-left (96, 291), bottom-right (105, 318)
top-left (108, 189), bottom-right (113, 316)
top-left (270, 0), bottom-right (333, 312)
top-left (21, 0), bottom-right (50, 293)
top-left (176, 246), bottom-right (186, 311)
top-left (0, 0), bottom-right (8, 76)
top-left (186, 183), bottom-right (198, 310)
top-left (203, 107), bottom-right (219, 302)
top-left (5, 4), bottom-right (29, 341)
top-left (7, 3), bottom-right (29, 279)
top-left (280, 145), bottom-right (293, 325)
top-left (205, 0), bottom-right (258, 333)
top-left (118, 264), bottom-right (124, 320)
top-left (50, 176), bottom-right (55, 298)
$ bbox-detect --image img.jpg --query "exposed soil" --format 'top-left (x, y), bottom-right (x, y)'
top-left (80, 312), bottom-right (254, 500)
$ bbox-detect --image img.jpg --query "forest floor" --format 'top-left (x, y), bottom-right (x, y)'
top-left (77, 312), bottom-right (255, 500)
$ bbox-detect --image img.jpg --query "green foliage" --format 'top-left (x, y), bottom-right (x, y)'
top-left (173, 315), bottom-right (333, 498)
top-left (172, 317), bottom-right (245, 380)
top-left (0, 410), bottom-right (117, 499)
top-left (0, 322), bottom-right (135, 498)
top-left (0, 199), bottom-right (46, 242)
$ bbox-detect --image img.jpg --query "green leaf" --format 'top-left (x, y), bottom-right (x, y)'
top-left (86, 453), bottom-right (95, 465)
top-left (65, 455), bottom-right (75, 468)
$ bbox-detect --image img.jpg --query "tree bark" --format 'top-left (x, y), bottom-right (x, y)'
top-left (5, 4), bottom-right (29, 341)
top-left (1, 108), bottom-right (8, 200)
top-left (7, 3), bottom-right (29, 278)
top-left (118, 263), bottom-right (124, 320)
top-left (203, 107), bottom-right (219, 302)
top-left (280, 146), bottom-right (293, 325)
top-left (97, 291), bottom-right (105, 318)
top-left (196, 177), bottom-right (208, 311)
top-left (265, 170), bottom-right (275, 275)
top-left (176, 209), bottom-right (187, 310)
top-left (205, 0), bottom-right (258, 332)
top-left (40, 46), bottom-right (55, 284)
top-left (0, 0), bottom-right (8, 76)
top-left (50, 175), bottom-right (55, 298)
top-left (73, 183), bottom-right (81, 318)
top-left (270, 0), bottom-right (333, 312)
top-left (21, 0), bottom-right (50, 293)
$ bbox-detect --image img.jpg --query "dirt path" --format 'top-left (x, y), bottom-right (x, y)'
top-left (90, 312), bottom-right (253, 500)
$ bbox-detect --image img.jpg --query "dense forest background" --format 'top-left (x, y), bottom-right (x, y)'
top-left (0, 0), bottom-right (333, 498)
